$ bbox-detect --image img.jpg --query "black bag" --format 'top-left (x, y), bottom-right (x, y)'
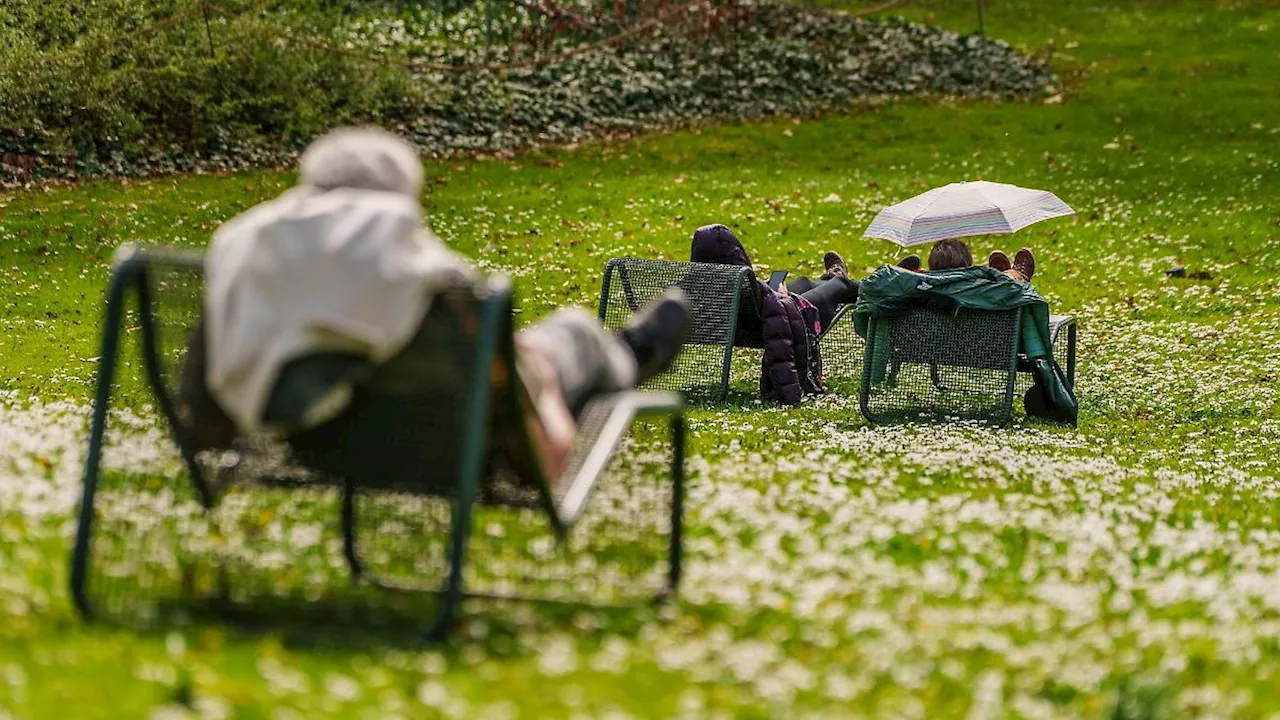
top-left (1024, 357), bottom-right (1078, 425)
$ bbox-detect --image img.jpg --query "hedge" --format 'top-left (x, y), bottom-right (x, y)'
top-left (0, 0), bottom-right (1058, 179)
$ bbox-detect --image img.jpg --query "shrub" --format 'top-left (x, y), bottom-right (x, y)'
top-left (0, 0), bottom-right (1058, 179)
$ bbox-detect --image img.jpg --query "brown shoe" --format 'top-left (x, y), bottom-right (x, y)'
top-left (819, 251), bottom-right (848, 280)
top-left (1013, 248), bottom-right (1036, 282)
top-left (987, 250), bottom-right (1012, 272)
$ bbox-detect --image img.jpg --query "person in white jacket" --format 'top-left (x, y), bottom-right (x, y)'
top-left (193, 127), bottom-right (690, 477)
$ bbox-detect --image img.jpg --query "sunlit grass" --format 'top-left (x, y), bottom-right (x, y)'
top-left (1, 0), bottom-right (1279, 717)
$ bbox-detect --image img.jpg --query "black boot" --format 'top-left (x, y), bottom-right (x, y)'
top-left (618, 288), bottom-right (693, 384)
top-left (897, 255), bottom-right (922, 272)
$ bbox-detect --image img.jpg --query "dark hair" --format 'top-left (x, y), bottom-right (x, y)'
top-left (928, 239), bottom-right (973, 271)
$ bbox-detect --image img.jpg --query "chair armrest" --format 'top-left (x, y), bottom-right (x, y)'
top-left (555, 391), bottom-right (682, 526)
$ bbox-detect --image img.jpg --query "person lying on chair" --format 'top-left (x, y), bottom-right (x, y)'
top-left (852, 238), bottom-right (1074, 424)
top-left (181, 127), bottom-right (691, 479)
top-left (895, 238), bottom-right (1038, 282)
top-left (689, 223), bottom-right (859, 405)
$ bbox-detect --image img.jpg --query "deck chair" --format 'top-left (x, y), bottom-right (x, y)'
top-left (597, 257), bottom-right (863, 400)
top-left (817, 304), bottom-right (862, 394)
top-left (71, 245), bottom-right (685, 639)
top-left (859, 306), bottom-right (1077, 426)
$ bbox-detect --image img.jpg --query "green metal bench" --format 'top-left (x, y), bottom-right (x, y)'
top-left (859, 306), bottom-right (1077, 426)
top-left (597, 257), bottom-right (862, 401)
top-left (71, 245), bottom-right (685, 638)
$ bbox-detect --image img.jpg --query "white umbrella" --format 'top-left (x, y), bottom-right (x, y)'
top-left (862, 181), bottom-right (1075, 248)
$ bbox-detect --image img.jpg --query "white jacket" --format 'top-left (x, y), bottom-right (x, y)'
top-left (204, 129), bottom-right (474, 433)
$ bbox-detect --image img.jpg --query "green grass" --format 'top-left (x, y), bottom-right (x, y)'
top-left (2, 0), bottom-right (1280, 717)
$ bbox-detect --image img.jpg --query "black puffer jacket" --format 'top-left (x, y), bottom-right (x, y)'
top-left (690, 224), bottom-right (821, 405)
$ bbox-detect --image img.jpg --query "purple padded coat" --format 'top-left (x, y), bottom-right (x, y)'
top-left (690, 224), bottom-right (822, 405)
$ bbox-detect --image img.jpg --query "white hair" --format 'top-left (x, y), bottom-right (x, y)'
top-left (297, 127), bottom-right (423, 197)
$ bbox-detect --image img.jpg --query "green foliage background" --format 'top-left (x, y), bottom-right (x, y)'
top-left (0, 0), bottom-right (416, 169)
top-left (0, 0), bottom-right (1054, 177)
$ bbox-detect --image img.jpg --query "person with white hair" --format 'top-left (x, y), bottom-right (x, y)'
top-left (186, 127), bottom-right (691, 477)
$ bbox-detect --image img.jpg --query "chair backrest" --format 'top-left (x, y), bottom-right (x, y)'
top-left (878, 305), bottom-right (1020, 371)
top-left (598, 257), bottom-right (764, 347)
top-left (278, 281), bottom-right (507, 497)
top-left (125, 247), bottom-right (508, 503)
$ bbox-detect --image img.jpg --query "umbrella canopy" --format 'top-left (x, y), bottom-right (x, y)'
top-left (862, 181), bottom-right (1075, 248)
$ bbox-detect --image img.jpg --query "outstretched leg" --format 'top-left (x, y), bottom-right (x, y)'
top-left (787, 276), bottom-right (819, 295)
top-left (513, 293), bottom-right (691, 479)
top-left (989, 248), bottom-right (1035, 283)
top-left (518, 308), bottom-right (640, 413)
top-left (797, 276), bottom-right (860, 332)
top-left (518, 289), bottom-right (692, 413)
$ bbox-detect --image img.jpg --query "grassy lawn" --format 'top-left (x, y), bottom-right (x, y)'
top-left (2, 0), bottom-right (1280, 717)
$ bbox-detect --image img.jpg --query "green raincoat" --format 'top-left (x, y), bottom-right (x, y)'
top-left (853, 265), bottom-right (1077, 424)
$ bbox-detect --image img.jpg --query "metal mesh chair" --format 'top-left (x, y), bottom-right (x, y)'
top-left (859, 305), bottom-right (1077, 426)
top-left (597, 258), bottom-right (863, 400)
top-left (817, 304), bottom-right (863, 396)
top-left (598, 258), bottom-right (759, 400)
top-left (1029, 315), bottom-right (1077, 388)
top-left (71, 245), bottom-right (685, 639)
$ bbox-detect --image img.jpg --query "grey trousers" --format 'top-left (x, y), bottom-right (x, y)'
top-left (517, 308), bottom-right (638, 413)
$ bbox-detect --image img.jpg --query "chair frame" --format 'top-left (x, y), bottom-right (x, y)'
top-left (71, 245), bottom-right (685, 639)
top-left (598, 257), bottom-right (858, 402)
top-left (859, 306), bottom-right (1078, 427)
top-left (1047, 316), bottom-right (1077, 388)
top-left (598, 258), bottom-right (759, 401)
top-left (822, 304), bottom-right (855, 343)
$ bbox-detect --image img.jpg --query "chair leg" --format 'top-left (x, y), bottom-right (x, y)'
top-left (423, 485), bottom-right (474, 642)
top-left (989, 312), bottom-right (1018, 427)
top-left (718, 295), bottom-right (741, 402)
top-left (71, 369), bottom-right (116, 618)
top-left (1066, 323), bottom-right (1077, 390)
top-left (70, 262), bottom-right (136, 618)
top-left (425, 587), bottom-right (462, 643)
top-left (717, 343), bottom-right (734, 402)
top-left (667, 414), bottom-right (685, 594)
top-left (341, 479), bottom-right (363, 579)
top-left (929, 363), bottom-right (948, 392)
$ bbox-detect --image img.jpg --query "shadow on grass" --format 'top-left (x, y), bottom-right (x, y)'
top-left (93, 586), bottom-right (671, 653)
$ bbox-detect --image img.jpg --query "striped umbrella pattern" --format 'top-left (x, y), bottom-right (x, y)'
top-left (863, 181), bottom-right (1075, 248)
